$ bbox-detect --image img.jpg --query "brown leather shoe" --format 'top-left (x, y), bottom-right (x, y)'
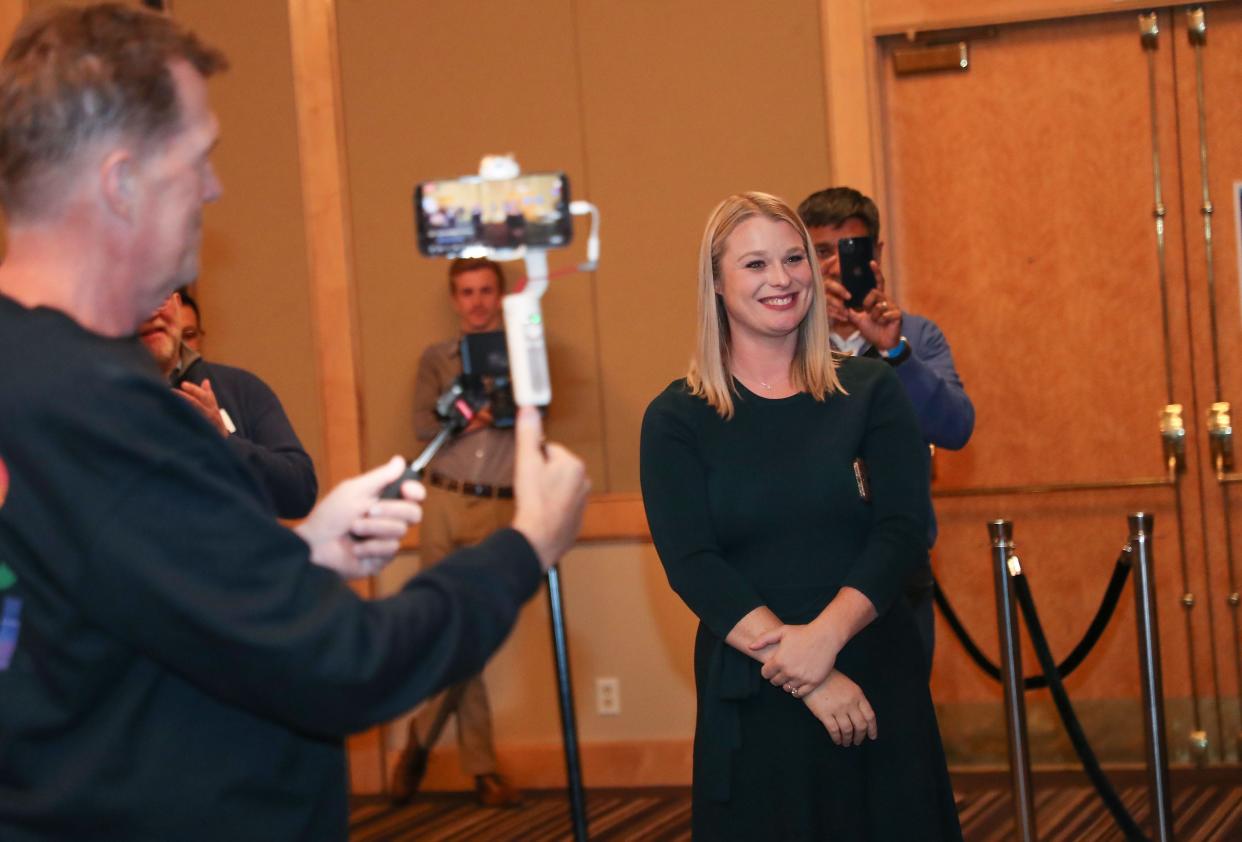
top-left (475, 773), bottom-right (522, 808)
top-left (390, 745), bottom-right (429, 805)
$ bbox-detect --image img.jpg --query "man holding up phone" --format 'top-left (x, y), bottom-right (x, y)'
top-left (798, 186), bottom-right (974, 672)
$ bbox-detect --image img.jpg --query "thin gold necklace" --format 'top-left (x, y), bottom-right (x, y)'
top-left (735, 369), bottom-right (781, 391)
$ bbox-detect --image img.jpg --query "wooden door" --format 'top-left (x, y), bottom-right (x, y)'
top-left (877, 4), bottom-right (1241, 765)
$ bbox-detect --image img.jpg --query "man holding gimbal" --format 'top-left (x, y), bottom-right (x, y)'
top-left (0, 7), bottom-right (588, 839)
top-left (392, 257), bottom-right (522, 806)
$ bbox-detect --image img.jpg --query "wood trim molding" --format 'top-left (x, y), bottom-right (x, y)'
top-left (286, 0), bottom-right (364, 492)
top-left (819, 0), bottom-right (880, 197)
top-left (817, 0), bottom-right (893, 295)
top-left (285, 0), bottom-right (383, 794)
top-left (578, 492), bottom-right (650, 542)
top-left (867, 0), bottom-right (1229, 37)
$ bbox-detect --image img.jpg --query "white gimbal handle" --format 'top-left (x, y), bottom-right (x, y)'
top-left (481, 157), bottom-right (600, 408)
top-left (503, 250), bottom-right (551, 407)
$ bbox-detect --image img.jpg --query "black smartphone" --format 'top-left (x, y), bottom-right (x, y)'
top-left (414, 172), bottom-right (572, 257)
top-left (837, 236), bottom-right (876, 310)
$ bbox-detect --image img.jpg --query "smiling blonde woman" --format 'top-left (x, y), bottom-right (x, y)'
top-left (641, 192), bottom-right (962, 841)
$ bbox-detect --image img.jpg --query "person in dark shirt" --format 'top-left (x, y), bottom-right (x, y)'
top-left (640, 192), bottom-right (960, 840)
top-left (177, 286), bottom-right (205, 350)
top-left (0, 5), bottom-right (589, 840)
top-left (139, 289), bottom-right (319, 518)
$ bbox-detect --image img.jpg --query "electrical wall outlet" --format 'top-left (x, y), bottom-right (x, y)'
top-left (595, 677), bottom-right (621, 715)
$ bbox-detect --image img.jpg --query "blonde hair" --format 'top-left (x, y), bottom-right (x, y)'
top-left (687, 191), bottom-right (844, 418)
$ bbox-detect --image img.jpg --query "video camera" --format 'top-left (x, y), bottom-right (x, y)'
top-left (454, 330), bottom-right (516, 429)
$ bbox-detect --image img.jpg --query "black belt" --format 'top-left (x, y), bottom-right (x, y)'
top-left (428, 471), bottom-right (513, 500)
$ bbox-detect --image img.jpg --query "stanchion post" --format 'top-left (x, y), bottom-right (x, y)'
top-left (990, 519), bottom-right (1037, 842)
top-left (1129, 512), bottom-right (1175, 842)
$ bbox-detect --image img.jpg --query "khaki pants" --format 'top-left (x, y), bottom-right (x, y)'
top-left (407, 484), bottom-right (515, 776)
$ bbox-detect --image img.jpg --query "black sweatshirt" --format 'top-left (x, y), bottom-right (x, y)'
top-left (0, 294), bottom-right (541, 841)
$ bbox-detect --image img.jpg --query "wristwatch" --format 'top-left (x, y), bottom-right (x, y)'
top-left (881, 337), bottom-right (911, 367)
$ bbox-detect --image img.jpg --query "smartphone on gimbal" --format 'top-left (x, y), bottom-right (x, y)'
top-left (413, 172), bottom-right (572, 257)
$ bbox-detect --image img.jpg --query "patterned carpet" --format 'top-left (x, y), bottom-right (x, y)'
top-left (349, 768), bottom-right (1242, 841)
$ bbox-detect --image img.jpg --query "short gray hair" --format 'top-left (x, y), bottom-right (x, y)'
top-left (0, 3), bottom-right (226, 216)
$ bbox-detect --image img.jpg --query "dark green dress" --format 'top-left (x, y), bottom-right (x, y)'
top-left (640, 357), bottom-right (962, 841)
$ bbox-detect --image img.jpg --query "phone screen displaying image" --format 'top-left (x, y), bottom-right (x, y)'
top-left (837, 236), bottom-right (876, 310)
top-left (414, 172), bottom-right (572, 257)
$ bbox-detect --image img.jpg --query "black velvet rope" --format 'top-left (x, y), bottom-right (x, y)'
top-left (1013, 572), bottom-right (1150, 842)
top-left (933, 548), bottom-right (1133, 689)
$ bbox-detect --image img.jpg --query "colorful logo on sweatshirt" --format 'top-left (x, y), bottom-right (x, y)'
top-left (0, 456), bottom-right (18, 671)
top-left (0, 594), bottom-right (21, 671)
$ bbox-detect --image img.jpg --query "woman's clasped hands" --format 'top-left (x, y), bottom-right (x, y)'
top-left (750, 620), bottom-right (878, 747)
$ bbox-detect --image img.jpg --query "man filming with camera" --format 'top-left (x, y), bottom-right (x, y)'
top-left (392, 257), bottom-right (522, 806)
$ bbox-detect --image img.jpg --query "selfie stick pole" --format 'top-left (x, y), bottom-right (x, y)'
top-left (547, 562), bottom-right (588, 841)
top-left (504, 250), bottom-right (588, 842)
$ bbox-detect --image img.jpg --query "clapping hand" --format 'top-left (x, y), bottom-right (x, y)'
top-left (176, 378), bottom-right (229, 437)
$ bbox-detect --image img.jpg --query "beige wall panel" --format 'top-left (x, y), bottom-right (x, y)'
top-left (481, 541), bottom-right (699, 747)
top-left (336, 1), bottom-right (605, 484)
top-left (378, 542), bottom-right (699, 757)
top-left (341, 0), bottom-right (831, 493)
top-left (575, 0), bottom-right (832, 491)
